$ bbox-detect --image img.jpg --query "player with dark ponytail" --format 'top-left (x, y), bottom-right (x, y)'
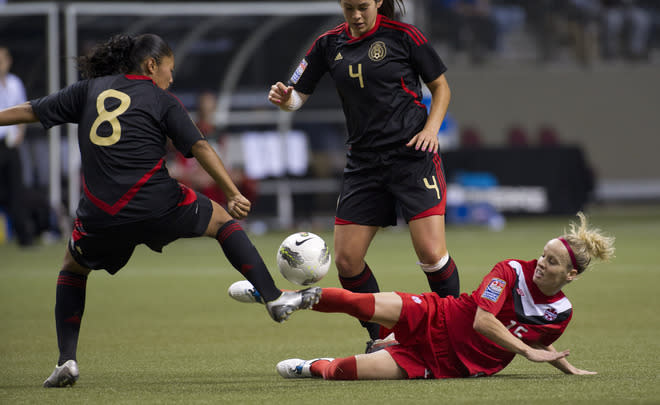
top-left (0, 33), bottom-right (321, 388)
top-left (77, 34), bottom-right (172, 79)
top-left (266, 0), bottom-right (456, 351)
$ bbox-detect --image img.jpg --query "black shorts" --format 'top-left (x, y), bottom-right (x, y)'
top-left (336, 147), bottom-right (447, 227)
top-left (68, 188), bottom-right (213, 274)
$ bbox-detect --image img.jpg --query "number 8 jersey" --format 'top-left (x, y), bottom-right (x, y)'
top-left (30, 74), bottom-right (205, 226)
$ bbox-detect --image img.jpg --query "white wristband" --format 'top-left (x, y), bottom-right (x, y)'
top-left (286, 89), bottom-right (303, 111)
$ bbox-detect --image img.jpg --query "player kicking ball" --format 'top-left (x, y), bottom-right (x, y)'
top-left (0, 33), bottom-right (320, 388)
top-left (229, 213), bottom-right (614, 380)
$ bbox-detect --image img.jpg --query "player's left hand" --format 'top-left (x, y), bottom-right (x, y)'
top-left (525, 347), bottom-right (570, 363)
top-left (406, 128), bottom-right (438, 154)
top-left (227, 193), bottom-right (251, 220)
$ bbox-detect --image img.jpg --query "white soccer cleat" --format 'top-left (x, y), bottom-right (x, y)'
top-left (227, 280), bottom-right (263, 304)
top-left (276, 358), bottom-right (334, 379)
top-left (43, 359), bottom-right (79, 388)
top-left (266, 287), bottom-right (322, 323)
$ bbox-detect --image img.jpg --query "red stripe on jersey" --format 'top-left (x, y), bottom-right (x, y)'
top-left (125, 74), bottom-right (154, 83)
top-left (167, 91), bottom-right (192, 113)
top-left (306, 23), bottom-right (347, 56)
top-left (433, 153), bottom-right (446, 193)
top-left (83, 159), bottom-right (164, 216)
top-left (71, 218), bottom-right (87, 242)
top-left (347, 14), bottom-right (383, 43)
top-left (381, 18), bottom-right (426, 46)
top-left (177, 183), bottom-right (198, 206)
top-left (334, 217), bottom-right (355, 225)
top-left (410, 202), bottom-right (446, 220)
top-left (400, 77), bottom-right (425, 108)
top-left (411, 154), bottom-right (447, 220)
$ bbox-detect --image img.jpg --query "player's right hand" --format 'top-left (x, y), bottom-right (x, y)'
top-left (268, 82), bottom-right (292, 106)
top-left (227, 193), bottom-right (251, 220)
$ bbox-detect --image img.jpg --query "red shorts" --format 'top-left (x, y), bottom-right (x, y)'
top-left (385, 292), bottom-right (468, 379)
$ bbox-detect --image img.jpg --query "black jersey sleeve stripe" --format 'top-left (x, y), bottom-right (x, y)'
top-left (381, 20), bottom-right (426, 46)
top-left (305, 23), bottom-right (346, 56)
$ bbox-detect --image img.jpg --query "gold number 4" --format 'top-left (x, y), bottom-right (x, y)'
top-left (349, 64), bottom-right (364, 88)
top-left (423, 176), bottom-right (441, 200)
top-left (90, 89), bottom-right (131, 146)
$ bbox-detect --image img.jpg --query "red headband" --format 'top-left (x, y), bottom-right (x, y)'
top-left (558, 237), bottom-right (578, 270)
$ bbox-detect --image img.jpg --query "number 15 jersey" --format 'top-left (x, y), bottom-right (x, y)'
top-left (290, 14), bottom-right (447, 151)
top-left (30, 74), bottom-right (205, 227)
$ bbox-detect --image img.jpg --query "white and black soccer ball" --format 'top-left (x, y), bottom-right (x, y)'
top-left (277, 232), bottom-right (331, 286)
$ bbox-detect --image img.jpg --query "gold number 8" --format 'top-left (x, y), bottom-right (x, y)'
top-left (90, 89), bottom-right (131, 146)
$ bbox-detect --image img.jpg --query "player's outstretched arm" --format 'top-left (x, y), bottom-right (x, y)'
top-left (532, 343), bottom-right (597, 375)
top-left (0, 102), bottom-right (38, 126)
top-left (191, 140), bottom-right (250, 219)
top-left (267, 82), bottom-right (310, 112)
top-left (473, 307), bottom-right (570, 363)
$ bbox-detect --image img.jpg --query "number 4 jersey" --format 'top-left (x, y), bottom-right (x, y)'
top-left (31, 74), bottom-right (205, 227)
top-left (290, 14), bottom-right (446, 151)
top-left (443, 259), bottom-right (573, 377)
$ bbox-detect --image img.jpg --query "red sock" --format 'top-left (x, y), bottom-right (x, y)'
top-left (309, 359), bottom-right (332, 377)
top-left (312, 288), bottom-right (375, 322)
top-left (322, 357), bottom-right (358, 380)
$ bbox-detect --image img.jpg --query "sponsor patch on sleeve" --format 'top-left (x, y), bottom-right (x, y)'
top-left (289, 58), bottom-right (308, 84)
top-left (481, 278), bottom-right (506, 302)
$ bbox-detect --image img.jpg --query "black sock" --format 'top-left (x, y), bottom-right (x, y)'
top-left (339, 263), bottom-right (381, 340)
top-left (216, 220), bottom-right (281, 302)
top-left (424, 256), bottom-right (460, 298)
top-left (55, 271), bottom-right (87, 366)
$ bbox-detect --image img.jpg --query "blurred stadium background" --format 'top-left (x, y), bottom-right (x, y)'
top-left (1, 0), bottom-right (659, 240)
top-left (2, 2), bottom-right (659, 402)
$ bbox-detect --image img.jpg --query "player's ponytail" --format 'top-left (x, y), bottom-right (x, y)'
top-left (78, 33), bottom-right (172, 79)
top-left (378, 0), bottom-right (405, 19)
top-left (561, 212), bottom-right (615, 274)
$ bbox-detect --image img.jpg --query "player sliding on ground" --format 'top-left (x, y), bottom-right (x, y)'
top-left (230, 213), bottom-right (614, 380)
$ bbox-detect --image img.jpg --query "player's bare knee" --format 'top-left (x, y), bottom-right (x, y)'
top-left (61, 250), bottom-right (91, 276)
top-left (334, 255), bottom-right (362, 277)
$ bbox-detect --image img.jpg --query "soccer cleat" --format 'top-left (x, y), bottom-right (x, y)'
top-left (365, 332), bottom-right (399, 354)
top-left (276, 358), bottom-right (334, 378)
top-left (266, 287), bottom-right (322, 323)
top-left (227, 280), bottom-right (263, 303)
top-left (43, 359), bottom-right (79, 388)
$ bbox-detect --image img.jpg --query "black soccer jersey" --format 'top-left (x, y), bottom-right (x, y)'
top-left (31, 74), bottom-right (205, 226)
top-left (290, 14), bottom-right (446, 150)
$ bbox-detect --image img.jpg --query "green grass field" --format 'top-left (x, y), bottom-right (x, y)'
top-left (1, 205), bottom-right (659, 404)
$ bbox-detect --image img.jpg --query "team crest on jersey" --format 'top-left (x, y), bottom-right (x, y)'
top-left (290, 58), bottom-right (308, 84)
top-left (543, 308), bottom-right (558, 321)
top-left (368, 41), bottom-right (387, 62)
top-left (482, 278), bottom-right (506, 302)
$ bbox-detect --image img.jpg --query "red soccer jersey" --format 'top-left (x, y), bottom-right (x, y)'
top-left (442, 259), bottom-right (573, 377)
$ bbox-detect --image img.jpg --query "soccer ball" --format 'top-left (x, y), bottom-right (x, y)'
top-left (277, 232), bottom-right (331, 286)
